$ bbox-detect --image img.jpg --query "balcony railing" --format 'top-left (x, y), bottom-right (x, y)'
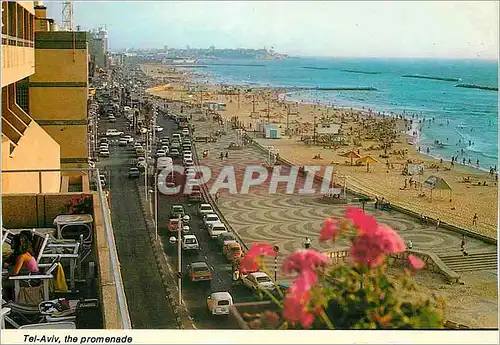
top-left (1, 34), bottom-right (34, 47)
top-left (1, 168), bottom-right (132, 329)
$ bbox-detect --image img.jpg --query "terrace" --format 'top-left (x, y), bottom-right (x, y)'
top-left (1, 168), bottom-right (131, 329)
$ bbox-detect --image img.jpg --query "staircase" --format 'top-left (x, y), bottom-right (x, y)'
top-left (438, 252), bottom-right (498, 272)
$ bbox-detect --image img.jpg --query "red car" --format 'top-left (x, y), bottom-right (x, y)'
top-left (167, 218), bottom-right (183, 231)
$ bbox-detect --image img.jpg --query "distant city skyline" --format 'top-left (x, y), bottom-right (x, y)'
top-left (47, 1), bottom-right (499, 60)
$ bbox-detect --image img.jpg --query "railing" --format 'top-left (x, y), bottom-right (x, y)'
top-left (1, 168), bottom-right (132, 329)
top-left (1, 34), bottom-right (34, 47)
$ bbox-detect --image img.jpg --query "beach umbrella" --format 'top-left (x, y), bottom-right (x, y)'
top-left (357, 155), bottom-right (379, 172)
top-left (340, 150), bottom-right (361, 165)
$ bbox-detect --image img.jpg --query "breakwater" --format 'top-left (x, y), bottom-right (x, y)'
top-left (302, 66), bottom-right (329, 70)
top-left (290, 86), bottom-right (378, 91)
top-left (455, 84), bottom-right (498, 91)
top-left (204, 63), bottom-right (266, 67)
top-left (342, 69), bottom-right (381, 75)
top-left (402, 74), bottom-right (460, 82)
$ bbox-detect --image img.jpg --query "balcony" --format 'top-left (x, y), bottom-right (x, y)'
top-left (1, 168), bottom-right (131, 329)
top-left (1, 35), bottom-right (35, 87)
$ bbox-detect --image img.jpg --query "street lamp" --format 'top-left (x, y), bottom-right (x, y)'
top-left (148, 184), bottom-right (158, 242)
top-left (177, 215), bottom-right (182, 306)
top-left (273, 245), bottom-right (279, 282)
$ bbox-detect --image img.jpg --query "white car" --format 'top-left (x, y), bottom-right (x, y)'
top-left (203, 213), bottom-right (220, 229)
top-left (185, 167), bottom-right (196, 177)
top-left (155, 125), bottom-right (164, 132)
top-left (182, 128), bottom-right (190, 136)
top-left (182, 234), bottom-right (199, 251)
top-left (183, 158), bottom-right (194, 166)
top-left (99, 149), bottom-right (110, 157)
top-left (198, 203), bottom-right (213, 216)
top-left (161, 145), bottom-right (169, 153)
top-left (157, 150), bottom-right (167, 157)
top-left (207, 222), bottom-right (228, 239)
top-left (242, 272), bottom-right (276, 292)
top-left (123, 135), bottom-right (134, 143)
top-left (118, 138), bottom-right (128, 146)
top-left (106, 129), bottom-right (124, 136)
top-left (183, 152), bottom-right (193, 160)
top-left (207, 292), bottom-right (233, 316)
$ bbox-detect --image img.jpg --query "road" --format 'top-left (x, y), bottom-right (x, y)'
top-left (96, 110), bottom-right (178, 329)
top-left (154, 105), bottom-right (258, 329)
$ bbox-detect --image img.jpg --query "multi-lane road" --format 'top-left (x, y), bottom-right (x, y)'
top-left (97, 100), bottom-right (257, 329)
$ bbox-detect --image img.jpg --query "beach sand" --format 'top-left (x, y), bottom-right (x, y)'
top-left (142, 63), bottom-right (498, 239)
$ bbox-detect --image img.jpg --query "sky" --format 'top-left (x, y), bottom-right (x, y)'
top-left (46, 1), bottom-right (499, 60)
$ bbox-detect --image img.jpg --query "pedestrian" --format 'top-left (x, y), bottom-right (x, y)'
top-left (406, 239), bottom-right (413, 250)
top-left (220, 152), bottom-right (224, 160)
top-left (225, 151), bottom-right (228, 159)
top-left (472, 213), bottom-right (478, 226)
top-left (304, 237), bottom-right (311, 249)
top-left (215, 191), bottom-right (220, 202)
top-left (435, 218), bottom-right (440, 230)
top-left (460, 234), bottom-right (466, 253)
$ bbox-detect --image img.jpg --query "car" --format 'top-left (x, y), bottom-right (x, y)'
top-left (242, 272), bottom-right (275, 292)
top-left (183, 152), bottom-right (193, 160)
top-left (156, 150), bottom-right (167, 158)
top-left (198, 203), bottom-right (213, 216)
top-left (161, 145), bottom-right (169, 153)
top-left (108, 116), bottom-right (116, 123)
top-left (128, 167), bottom-right (140, 178)
top-left (99, 174), bottom-right (107, 187)
top-left (170, 205), bottom-right (185, 218)
top-left (99, 138), bottom-right (109, 145)
top-left (182, 145), bottom-right (192, 153)
top-left (98, 145), bottom-right (109, 152)
top-left (203, 214), bottom-right (220, 229)
top-left (183, 159), bottom-right (194, 167)
top-left (207, 292), bottom-right (233, 316)
top-left (182, 234), bottom-right (200, 251)
top-left (207, 222), bottom-right (228, 239)
top-left (135, 148), bottom-right (146, 157)
top-left (99, 149), bottom-right (110, 157)
top-left (170, 148), bottom-right (180, 158)
top-left (154, 125), bottom-right (163, 132)
top-left (123, 135), bottom-right (134, 143)
top-left (188, 190), bottom-right (202, 203)
top-left (185, 168), bottom-right (196, 178)
top-left (172, 133), bottom-right (182, 142)
top-left (119, 138), bottom-right (128, 146)
top-left (133, 142), bottom-right (142, 149)
top-left (106, 129), bottom-right (124, 136)
top-left (223, 242), bottom-right (243, 262)
top-left (185, 262), bottom-right (213, 282)
top-left (170, 142), bottom-right (181, 150)
top-left (217, 232), bottom-right (237, 248)
top-left (182, 128), bottom-right (190, 136)
top-left (167, 218), bottom-right (182, 231)
top-left (161, 137), bottom-right (170, 144)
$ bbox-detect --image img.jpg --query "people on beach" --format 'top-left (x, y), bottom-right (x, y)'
top-left (472, 213), bottom-right (478, 226)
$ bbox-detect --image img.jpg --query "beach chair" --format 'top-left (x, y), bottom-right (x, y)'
top-left (8, 259), bottom-right (60, 303)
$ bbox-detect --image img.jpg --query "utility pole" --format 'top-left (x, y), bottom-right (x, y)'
top-left (237, 89), bottom-right (240, 110)
top-left (145, 131), bottom-right (149, 200)
top-left (286, 105), bottom-right (290, 133)
top-left (313, 115), bottom-right (317, 145)
top-left (252, 94), bottom-right (255, 113)
top-left (267, 96), bottom-right (270, 123)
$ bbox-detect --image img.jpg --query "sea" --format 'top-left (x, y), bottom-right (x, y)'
top-left (192, 57), bottom-right (498, 171)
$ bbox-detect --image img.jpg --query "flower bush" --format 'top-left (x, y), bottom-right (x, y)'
top-left (67, 195), bottom-right (93, 214)
top-left (239, 207), bottom-right (444, 329)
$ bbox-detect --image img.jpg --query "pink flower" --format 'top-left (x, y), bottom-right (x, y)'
top-left (319, 217), bottom-right (340, 241)
top-left (282, 249), bottom-right (329, 276)
top-left (247, 243), bottom-right (277, 258)
top-left (408, 255), bottom-right (425, 270)
top-left (240, 243), bottom-right (277, 273)
top-left (345, 207), bottom-right (378, 234)
top-left (350, 224), bottom-right (405, 268)
top-left (282, 286), bottom-right (315, 328)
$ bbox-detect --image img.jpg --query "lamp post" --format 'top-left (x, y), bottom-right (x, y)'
top-left (177, 215), bottom-right (182, 306)
top-left (145, 130), bottom-right (149, 200)
top-left (273, 245), bottom-right (279, 282)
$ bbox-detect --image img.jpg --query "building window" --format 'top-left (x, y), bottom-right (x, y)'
top-left (7, 2), bottom-right (15, 37)
top-left (16, 4), bottom-right (23, 39)
top-left (2, 2), bottom-right (7, 36)
top-left (23, 9), bottom-right (28, 41)
top-left (16, 78), bottom-right (29, 113)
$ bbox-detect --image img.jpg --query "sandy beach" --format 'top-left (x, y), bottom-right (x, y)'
top-left (142, 63), bottom-right (498, 239)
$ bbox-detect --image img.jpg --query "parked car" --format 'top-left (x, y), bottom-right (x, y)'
top-left (99, 149), bottom-right (110, 157)
top-left (154, 125), bottom-right (164, 132)
top-left (108, 116), bottom-right (116, 123)
top-left (157, 150), bottom-right (167, 157)
top-left (182, 235), bottom-right (200, 251)
top-left (170, 148), bottom-right (180, 158)
top-left (198, 203), bottom-right (213, 216)
top-left (217, 232), bottom-right (237, 249)
top-left (167, 218), bottom-right (182, 231)
top-left (119, 138), bottom-right (128, 146)
top-left (128, 167), bottom-right (140, 178)
top-left (185, 262), bottom-right (213, 282)
top-left (123, 135), bottom-right (134, 143)
top-left (207, 292), bottom-right (233, 316)
top-left (183, 158), bottom-right (194, 167)
top-left (203, 214), bottom-right (220, 229)
top-left (223, 242), bottom-right (243, 262)
top-left (182, 128), bottom-right (190, 136)
top-left (241, 272), bottom-right (275, 292)
top-left (208, 222), bottom-right (228, 239)
top-left (170, 204), bottom-right (185, 218)
top-left (106, 129), bottom-right (124, 136)
top-left (188, 190), bottom-right (202, 203)
top-left (172, 133), bottom-right (182, 142)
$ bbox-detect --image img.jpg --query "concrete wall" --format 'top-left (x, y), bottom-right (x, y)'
top-left (1, 121), bottom-right (61, 194)
top-left (28, 31), bottom-right (89, 166)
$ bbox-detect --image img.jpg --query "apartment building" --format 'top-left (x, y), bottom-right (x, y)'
top-left (1, 1), bottom-right (61, 193)
top-left (28, 4), bottom-right (90, 170)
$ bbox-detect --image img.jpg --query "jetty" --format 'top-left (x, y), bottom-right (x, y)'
top-left (290, 86), bottom-right (378, 91)
top-left (455, 84), bottom-right (498, 91)
top-left (302, 66), bottom-right (329, 70)
top-left (402, 75), bottom-right (460, 82)
top-left (203, 63), bottom-right (266, 67)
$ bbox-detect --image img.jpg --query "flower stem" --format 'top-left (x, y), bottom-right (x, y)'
top-left (319, 307), bottom-right (334, 329)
